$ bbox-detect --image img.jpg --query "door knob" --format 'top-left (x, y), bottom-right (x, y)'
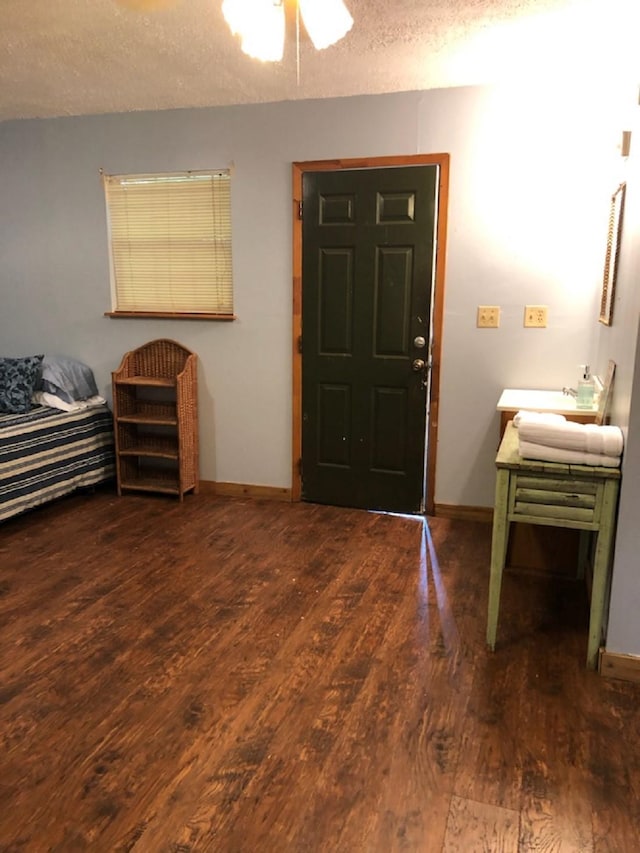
top-left (412, 359), bottom-right (426, 371)
top-left (413, 336), bottom-right (426, 349)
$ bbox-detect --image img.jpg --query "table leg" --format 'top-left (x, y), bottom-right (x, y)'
top-left (487, 468), bottom-right (510, 651)
top-left (586, 480), bottom-right (618, 669)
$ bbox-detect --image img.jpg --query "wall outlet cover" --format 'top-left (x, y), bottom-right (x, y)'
top-left (477, 305), bottom-right (500, 328)
top-left (524, 305), bottom-right (548, 328)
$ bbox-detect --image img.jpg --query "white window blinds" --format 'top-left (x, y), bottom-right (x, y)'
top-left (103, 170), bottom-right (233, 316)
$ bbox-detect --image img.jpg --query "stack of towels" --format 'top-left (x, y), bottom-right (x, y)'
top-left (514, 411), bottom-right (623, 468)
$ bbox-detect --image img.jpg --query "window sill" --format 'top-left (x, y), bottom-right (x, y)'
top-left (105, 311), bottom-right (237, 321)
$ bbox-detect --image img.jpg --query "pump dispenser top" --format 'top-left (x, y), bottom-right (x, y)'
top-left (576, 364), bottom-right (595, 409)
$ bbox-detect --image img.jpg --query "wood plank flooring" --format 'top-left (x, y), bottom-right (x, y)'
top-left (1, 489), bottom-right (639, 852)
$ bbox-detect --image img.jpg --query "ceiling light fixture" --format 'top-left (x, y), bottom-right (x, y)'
top-left (222, 0), bottom-right (353, 63)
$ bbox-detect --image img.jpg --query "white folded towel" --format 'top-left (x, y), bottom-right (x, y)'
top-left (513, 410), bottom-right (568, 428)
top-left (32, 390), bottom-right (107, 413)
top-left (518, 439), bottom-right (621, 468)
top-left (517, 417), bottom-right (623, 458)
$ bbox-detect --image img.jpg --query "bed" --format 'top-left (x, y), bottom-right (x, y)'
top-left (0, 353), bottom-right (115, 522)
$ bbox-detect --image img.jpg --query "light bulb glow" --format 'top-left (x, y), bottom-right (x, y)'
top-left (221, 0), bottom-right (246, 35)
top-left (298, 0), bottom-right (353, 50)
top-left (222, 0), bottom-right (285, 62)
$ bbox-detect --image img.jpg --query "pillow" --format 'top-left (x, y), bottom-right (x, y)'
top-left (0, 354), bottom-right (44, 414)
top-left (41, 355), bottom-right (98, 403)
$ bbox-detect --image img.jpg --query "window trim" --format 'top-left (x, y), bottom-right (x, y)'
top-left (104, 311), bottom-right (237, 321)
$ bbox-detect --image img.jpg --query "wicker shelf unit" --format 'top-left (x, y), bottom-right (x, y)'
top-left (112, 339), bottom-right (199, 500)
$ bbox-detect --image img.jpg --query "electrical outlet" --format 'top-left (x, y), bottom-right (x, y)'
top-left (477, 305), bottom-right (500, 328)
top-left (524, 305), bottom-right (548, 328)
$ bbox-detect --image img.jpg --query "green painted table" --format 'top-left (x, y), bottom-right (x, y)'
top-left (486, 422), bottom-right (621, 669)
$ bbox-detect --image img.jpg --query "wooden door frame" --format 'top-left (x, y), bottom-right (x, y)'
top-left (291, 154), bottom-right (450, 516)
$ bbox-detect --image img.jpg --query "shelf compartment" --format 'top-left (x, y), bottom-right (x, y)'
top-left (113, 387), bottom-right (177, 422)
top-left (117, 457), bottom-right (180, 489)
top-left (118, 439), bottom-right (179, 460)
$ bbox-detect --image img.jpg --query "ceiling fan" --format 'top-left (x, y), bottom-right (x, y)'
top-left (222, 0), bottom-right (353, 62)
top-left (114, 0), bottom-right (353, 63)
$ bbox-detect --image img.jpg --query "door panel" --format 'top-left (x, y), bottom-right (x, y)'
top-left (371, 386), bottom-right (408, 472)
top-left (375, 247), bottom-right (413, 355)
top-left (318, 384), bottom-right (351, 467)
top-left (319, 249), bottom-right (354, 355)
top-left (302, 165), bottom-right (437, 513)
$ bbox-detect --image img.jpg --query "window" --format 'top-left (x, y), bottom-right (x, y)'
top-left (103, 170), bottom-right (233, 318)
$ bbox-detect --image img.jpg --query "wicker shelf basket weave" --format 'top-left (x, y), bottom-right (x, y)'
top-left (112, 339), bottom-right (198, 500)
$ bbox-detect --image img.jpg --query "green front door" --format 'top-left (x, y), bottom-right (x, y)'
top-left (301, 165), bottom-right (438, 513)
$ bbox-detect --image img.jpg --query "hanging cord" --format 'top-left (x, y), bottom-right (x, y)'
top-left (296, 2), bottom-right (301, 86)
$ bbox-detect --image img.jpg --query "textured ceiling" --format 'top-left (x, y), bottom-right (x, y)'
top-left (0, 0), bottom-right (634, 122)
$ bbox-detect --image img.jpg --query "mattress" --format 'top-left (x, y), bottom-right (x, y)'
top-left (0, 404), bottom-right (115, 522)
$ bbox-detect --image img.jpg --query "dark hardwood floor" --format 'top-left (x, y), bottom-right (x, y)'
top-left (1, 489), bottom-right (639, 852)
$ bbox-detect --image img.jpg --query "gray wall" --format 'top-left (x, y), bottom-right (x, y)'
top-left (607, 321), bottom-right (640, 656)
top-left (2, 82), bottom-right (639, 654)
top-left (594, 178), bottom-right (640, 656)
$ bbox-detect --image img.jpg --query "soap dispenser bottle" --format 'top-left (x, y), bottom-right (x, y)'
top-left (576, 364), bottom-right (595, 409)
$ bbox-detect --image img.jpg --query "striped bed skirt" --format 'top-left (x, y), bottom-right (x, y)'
top-left (0, 404), bottom-right (115, 522)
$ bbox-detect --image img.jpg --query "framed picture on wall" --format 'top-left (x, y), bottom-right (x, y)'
top-left (599, 182), bottom-right (626, 326)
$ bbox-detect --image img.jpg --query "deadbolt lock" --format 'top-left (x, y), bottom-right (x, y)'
top-left (413, 336), bottom-right (426, 349)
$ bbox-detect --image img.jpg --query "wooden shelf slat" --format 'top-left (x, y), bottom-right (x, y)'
top-left (115, 376), bottom-right (176, 388)
top-left (119, 449), bottom-right (179, 461)
top-left (116, 415), bottom-right (178, 427)
top-left (119, 478), bottom-right (181, 495)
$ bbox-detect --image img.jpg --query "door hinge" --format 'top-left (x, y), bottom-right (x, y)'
top-left (298, 458), bottom-right (303, 476)
top-left (298, 335), bottom-right (303, 354)
top-left (298, 201), bottom-right (303, 220)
